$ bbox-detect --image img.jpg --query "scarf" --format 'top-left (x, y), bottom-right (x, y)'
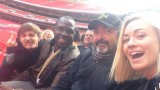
top-left (37, 49), bottom-right (61, 83)
top-left (91, 45), bottom-right (112, 60)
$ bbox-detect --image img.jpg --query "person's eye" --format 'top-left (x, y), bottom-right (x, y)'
top-left (123, 39), bottom-right (129, 44)
top-left (123, 36), bottom-right (129, 44)
top-left (66, 29), bottom-right (74, 34)
top-left (89, 35), bottom-right (93, 37)
top-left (29, 34), bottom-right (35, 37)
top-left (57, 27), bottom-right (63, 32)
top-left (105, 28), bottom-right (114, 33)
top-left (106, 30), bottom-right (111, 32)
top-left (94, 30), bottom-right (99, 33)
top-left (136, 34), bottom-right (145, 39)
top-left (20, 34), bottom-right (26, 38)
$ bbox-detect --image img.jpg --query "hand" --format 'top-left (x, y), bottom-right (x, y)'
top-left (6, 32), bottom-right (17, 47)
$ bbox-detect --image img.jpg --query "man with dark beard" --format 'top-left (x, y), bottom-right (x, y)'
top-left (0, 16), bottom-right (80, 90)
top-left (52, 13), bottom-right (122, 90)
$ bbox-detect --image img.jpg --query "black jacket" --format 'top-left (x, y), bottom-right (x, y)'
top-left (0, 42), bottom-right (42, 81)
top-left (53, 45), bottom-right (114, 90)
top-left (77, 43), bottom-right (92, 53)
top-left (109, 76), bottom-right (160, 90)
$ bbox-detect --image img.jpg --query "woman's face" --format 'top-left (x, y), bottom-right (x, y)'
top-left (44, 31), bottom-right (53, 40)
top-left (123, 19), bottom-right (159, 77)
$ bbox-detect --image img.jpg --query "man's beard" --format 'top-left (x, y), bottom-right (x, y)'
top-left (96, 46), bottom-right (109, 54)
top-left (95, 39), bottom-right (110, 55)
top-left (91, 43), bottom-right (111, 61)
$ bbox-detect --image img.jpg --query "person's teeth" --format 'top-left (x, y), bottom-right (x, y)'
top-left (131, 52), bottom-right (138, 55)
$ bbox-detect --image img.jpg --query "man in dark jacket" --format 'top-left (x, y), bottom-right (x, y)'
top-left (78, 30), bottom-right (94, 53)
top-left (0, 16), bottom-right (80, 90)
top-left (52, 13), bottom-right (122, 90)
top-left (0, 22), bottom-right (42, 81)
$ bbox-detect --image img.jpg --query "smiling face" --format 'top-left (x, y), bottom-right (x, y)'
top-left (54, 17), bottom-right (75, 49)
top-left (84, 30), bottom-right (94, 45)
top-left (19, 30), bottom-right (40, 51)
top-left (44, 31), bottom-right (53, 40)
top-left (94, 23), bottom-right (118, 54)
top-left (123, 19), bottom-right (160, 78)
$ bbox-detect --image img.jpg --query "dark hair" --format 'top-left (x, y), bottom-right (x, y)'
top-left (55, 16), bottom-right (75, 26)
top-left (74, 28), bottom-right (80, 42)
top-left (80, 34), bottom-right (85, 42)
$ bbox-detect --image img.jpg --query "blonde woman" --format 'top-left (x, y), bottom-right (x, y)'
top-left (109, 12), bottom-right (160, 90)
top-left (41, 29), bottom-right (54, 41)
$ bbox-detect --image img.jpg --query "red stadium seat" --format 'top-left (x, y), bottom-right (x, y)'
top-left (0, 41), bottom-right (6, 65)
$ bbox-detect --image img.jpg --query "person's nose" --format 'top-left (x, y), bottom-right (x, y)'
top-left (127, 38), bottom-right (137, 48)
top-left (97, 33), bottom-right (105, 40)
top-left (61, 30), bottom-right (68, 36)
top-left (25, 35), bottom-right (30, 40)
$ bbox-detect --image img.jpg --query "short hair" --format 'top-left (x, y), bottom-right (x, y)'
top-left (80, 34), bottom-right (85, 42)
top-left (110, 11), bottom-right (160, 82)
top-left (55, 16), bottom-right (75, 26)
top-left (73, 28), bottom-right (80, 42)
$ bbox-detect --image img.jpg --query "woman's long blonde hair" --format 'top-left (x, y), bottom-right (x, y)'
top-left (109, 12), bottom-right (160, 82)
top-left (41, 29), bottom-right (54, 40)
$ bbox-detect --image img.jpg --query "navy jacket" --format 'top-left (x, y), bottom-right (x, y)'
top-left (53, 45), bottom-right (114, 90)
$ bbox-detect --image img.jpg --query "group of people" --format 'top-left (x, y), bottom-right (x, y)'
top-left (0, 11), bottom-right (159, 90)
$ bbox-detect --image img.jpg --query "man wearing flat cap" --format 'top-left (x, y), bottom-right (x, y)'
top-left (52, 13), bottom-right (122, 90)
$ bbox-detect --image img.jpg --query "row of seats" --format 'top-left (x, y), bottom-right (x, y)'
top-left (21, 0), bottom-right (106, 12)
top-left (0, 4), bottom-right (56, 24)
top-left (0, 3), bottom-right (88, 29)
top-left (0, 0), bottom-right (95, 28)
